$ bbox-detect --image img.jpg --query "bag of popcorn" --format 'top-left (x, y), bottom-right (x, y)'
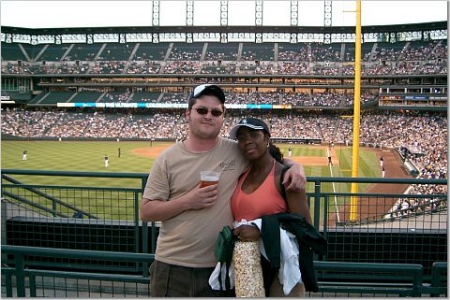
top-left (232, 240), bottom-right (265, 297)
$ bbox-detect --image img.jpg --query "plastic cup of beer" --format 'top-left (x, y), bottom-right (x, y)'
top-left (200, 171), bottom-right (220, 187)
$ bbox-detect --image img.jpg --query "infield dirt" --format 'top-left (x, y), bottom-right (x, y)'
top-left (133, 144), bottom-right (338, 166)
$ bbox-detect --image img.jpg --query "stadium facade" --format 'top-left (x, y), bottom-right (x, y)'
top-left (1, 5), bottom-right (447, 298)
top-left (1, 20), bottom-right (447, 112)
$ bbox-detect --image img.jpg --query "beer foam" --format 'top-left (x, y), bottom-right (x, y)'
top-left (202, 176), bottom-right (219, 181)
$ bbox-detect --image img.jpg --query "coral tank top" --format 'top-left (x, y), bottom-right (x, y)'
top-left (231, 161), bottom-right (287, 222)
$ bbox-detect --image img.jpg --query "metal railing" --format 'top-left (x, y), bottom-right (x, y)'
top-left (1, 169), bottom-right (448, 297)
top-left (2, 245), bottom-right (153, 298)
top-left (2, 245), bottom-right (447, 298)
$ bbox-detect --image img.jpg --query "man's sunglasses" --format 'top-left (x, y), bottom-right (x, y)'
top-left (194, 107), bottom-right (224, 117)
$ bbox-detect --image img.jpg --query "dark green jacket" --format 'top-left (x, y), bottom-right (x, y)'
top-left (261, 212), bottom-right (328, 292)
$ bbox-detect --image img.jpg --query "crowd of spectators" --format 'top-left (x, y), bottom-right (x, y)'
top-left (1, 39), bottom-right (447, 75)
top-left (1, 38), bottom-right (447, 217)
top-left (2, 107), bottom-right (446, 219)
top-left (99, 90), bottom-right (132, 103)
top-left (391, 194), bottom-right (446, 219)
top-left (21, 90), bottom-right (379, 108)
top-left (2, 109), bottom-right (446, 195)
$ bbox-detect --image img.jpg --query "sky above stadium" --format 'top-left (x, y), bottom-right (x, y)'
top-left (1, 0), bottom-right (448, 29)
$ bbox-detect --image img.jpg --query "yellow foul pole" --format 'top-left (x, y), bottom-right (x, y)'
top-left (349, 0), bottom-right (362, 222)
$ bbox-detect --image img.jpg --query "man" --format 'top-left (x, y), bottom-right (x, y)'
top-left (22, 150), bottom-right (27, 161)
top-left (140, 84), bottom-right (307, 297)
top-left (104, 154), bottom-right (109, 168)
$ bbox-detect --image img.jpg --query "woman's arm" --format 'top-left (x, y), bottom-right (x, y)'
top-left (277, 162), bottom-right (312, 225)
top-left (285, 189), bottom-right (313, 225)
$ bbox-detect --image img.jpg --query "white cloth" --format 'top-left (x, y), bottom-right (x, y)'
top-left (209, 218), bottom-right (302, 295)
top-left (250, 218), bottom-right (302, 295)
top-left (278, 228), bottom-right (302, 295)
top-left (209, 262), bottom-right (235, 290)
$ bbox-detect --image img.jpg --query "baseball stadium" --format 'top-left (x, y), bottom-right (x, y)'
top-left (1, 0), bottom-right (448, 297)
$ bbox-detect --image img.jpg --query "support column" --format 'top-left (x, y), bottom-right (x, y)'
top-left (152, 1), bottom-right (160, 26)
top-left (290, 1), bottom-right (298, 26)
top-left (324, 0), bottom-right (332, 26)
top-left (220, 1), bottom-right (228, 26)
top-left (255, 1), bottom-right (263, 26)
top-left (186, 0), bottom-right (193, 26)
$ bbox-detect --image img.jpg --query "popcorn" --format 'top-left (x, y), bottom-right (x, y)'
top-left (232, 241), bottom-right (265, 297)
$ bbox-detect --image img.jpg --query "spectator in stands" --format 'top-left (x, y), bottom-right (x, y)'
top-left (401, 199), bottom-right (410, 216)
top-left (411, 199), bottom-right (419, 213)
top-left (394, 201), bottom-right (402, 217)
top-left (228, 117), bottom-right (312, 296)
top-left (139, 84), bottom-right (306, 297)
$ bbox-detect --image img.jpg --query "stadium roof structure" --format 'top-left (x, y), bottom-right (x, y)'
top-left (1, 21), bottom-right (447, 45)
top-left (1, 21), bottom-right (446, 34)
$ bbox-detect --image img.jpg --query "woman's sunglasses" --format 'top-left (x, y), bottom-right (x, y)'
top-left (194, 107), bottom-right (224, 117)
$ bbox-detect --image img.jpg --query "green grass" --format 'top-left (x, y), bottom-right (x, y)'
top-left (278, 144), bottom-right (379, 192)
top-left (2, 141), bottom-right (162, 172)
top-left (276, 144), bottom-right (380, 214)
top-left (2, 141), bottom-right (380, 219)
top-left (2, 141), bottom-right (380, 190)
top-left (1, 141), bottom-right (166, 188)
top-left (288, 146), bottom-right (326, 157)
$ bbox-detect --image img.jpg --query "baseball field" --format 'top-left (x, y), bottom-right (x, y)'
top-left (2, 140), bottom-right (383, 193)
top-left (3, 140), bottom-right (415, 223)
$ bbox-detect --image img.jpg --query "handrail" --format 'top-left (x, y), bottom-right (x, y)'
top-left (1, 169), bottom-right (150, 192)
top-left (1, 169), bottom-right (148, 178)
top-left (2, 245), bottom-right (435, 298)
top-left (2, 168), bottom-right (447, 185)
top-left (2, 245), bottom-right (155, 297)
top-left (2, 245), bottom-right (155, 263)
top-left (2, 173), bottom-right (97, 218)
top-left (314, 261), bottom-right (424, 297)
top-left (1, 169), bottom-right (447, 297)
top-left (428, 262), bottom-right (448, 297)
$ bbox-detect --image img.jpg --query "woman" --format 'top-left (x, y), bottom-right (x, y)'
top-left (228, 117), bottom-right (313, 297)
